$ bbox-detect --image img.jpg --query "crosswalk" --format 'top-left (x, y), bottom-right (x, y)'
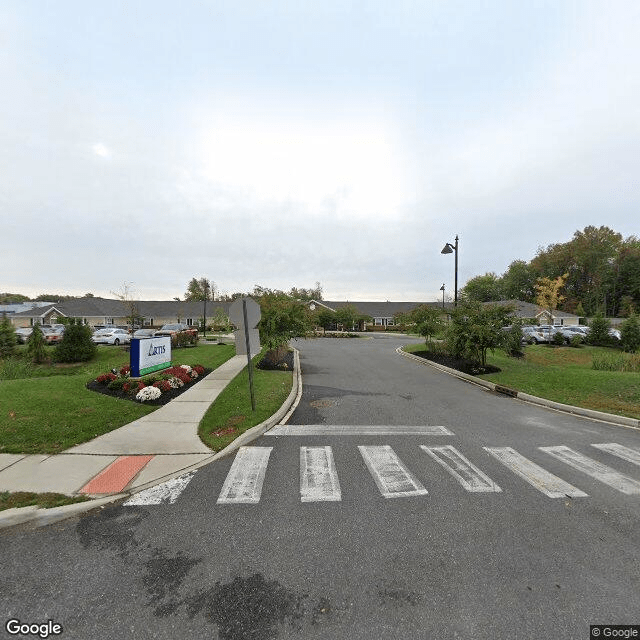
top-left (124, 440), bottom-right (640, 507)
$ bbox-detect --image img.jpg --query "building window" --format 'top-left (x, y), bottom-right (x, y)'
top-left (186, 318), bottom-right (193, 326)
top-left (143, 317), bottom-right (153, 326)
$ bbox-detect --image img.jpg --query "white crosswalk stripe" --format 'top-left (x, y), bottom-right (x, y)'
top-left (421, 445), bottom-right (501, 493)
top-left (484, 447), bottom-right (588, 498)
top-left (300, 446), bottom-right (341, 502)
top-left (540, 446), bottom-right (640, 495)
top-left (591, 443), bottom-right (640, 468)
top-left (216, 446), bottom-right (272, 504)
top-left (123, 472), bottom-right (196, 506)
top-left (358, 445), bottom-right (428, 498)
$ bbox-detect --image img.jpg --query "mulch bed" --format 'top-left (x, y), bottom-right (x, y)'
top-left (409, 350), bottom-right (501, 376)
top-left (256, 349), bottom-right (295, 371)
top-left (85, 367), bottom-right (213, 406)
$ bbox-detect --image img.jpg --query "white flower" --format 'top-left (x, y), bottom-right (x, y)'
top-left (136, 386), bottom-right (162, 402)
top-left (168, 376), bottom-right (183, 388)
top-left (190, 370), bottom-right (198, 378)
top-left (180, 365), bottom-right (192, 373)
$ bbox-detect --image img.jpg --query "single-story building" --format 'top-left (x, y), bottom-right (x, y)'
top-left (9, 297), bottom-right (231, 329)
top-left (485, 300), bottom-right (581, 326)
top-left (306, 300), bottom-right (430, 330)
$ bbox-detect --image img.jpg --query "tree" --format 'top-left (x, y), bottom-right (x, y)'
top-left (26, 324), bottom-right (47, 364)
top-left (0, 313), bottom-right (17, 359)
top-left (314, 309), bottom-right (336, 334)
top-left (0, 293), bottom-right (30, 303)
top-left (334, 305), bottom-right (362, 331)
top-left (461, 273), bottom-right (503, 302)
top-left (499, 260), bottom-right (537, 302)
top-left (184, 278), bottom-right (216, 302)
top-left (111, 282), bottom-right (143, 328)
top-left (534, 273), bottom-right (568, 325)
top-left (446, 302), bottom-right (513, 367)
top-left (620, 314), bottom-right (640, 353)
top-left (258, 292), bottom-right (310, 363)
top-left (54, 319), bottom-right (97, 363)
top-left (586, 313), bottom-right (611, 346)
top-left (407, 305), bottom-right (444, 345)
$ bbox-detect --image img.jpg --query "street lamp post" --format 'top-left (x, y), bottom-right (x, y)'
top-left (441, 235), bottom-right (459, 307)
top-left (440, 284), bottom-right (445, 309)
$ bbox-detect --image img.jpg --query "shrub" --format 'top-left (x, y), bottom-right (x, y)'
top-left (502, 321), bottom-right (524, 357)
top-left (97, 372), bottom-right (117, 385)
top-left (54, 320), bottom-right (97, 363)
top-left (26, 324), bottom-right (48, 364)
top-left (0, 313), bottom-right (17, 359)
top-left (107, 377), bottom-right (128, 391)
top-left (569, 334), bottom-right (583, 348)
top-left (586, 313), bottom-right (612, 346)
top-left (551, 331), bottom-right (565, 346)
top-left (620, 314), bottom-right (640, 353)
top-left (153, 380), bottom-right (172, 392)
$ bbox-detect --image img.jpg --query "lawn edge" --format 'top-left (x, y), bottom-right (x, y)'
top-left (0, 348), bottom-right (301, 530)
top-left (397, 346), bottom-right (640, 431)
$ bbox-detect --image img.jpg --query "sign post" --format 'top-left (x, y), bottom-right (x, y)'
top-left (229, 297), bottom-right (261, 412)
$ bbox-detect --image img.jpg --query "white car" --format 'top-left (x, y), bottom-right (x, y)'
top-left (91, 328), bottom-right (131, 345)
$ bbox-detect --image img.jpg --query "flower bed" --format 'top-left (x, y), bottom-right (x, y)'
top-left (86, 363), bottom-right (210, 405)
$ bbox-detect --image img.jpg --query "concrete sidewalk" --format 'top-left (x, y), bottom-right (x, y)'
top-left (0, 351), bottom-right (301, 528)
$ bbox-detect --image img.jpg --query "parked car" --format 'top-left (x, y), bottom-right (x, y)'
top-left (15, 327), bottom-right (33, 344)
top-left (132, 329), bottom-right (156, 339)
top-left (42, 327), bottom-right (65, 344)
top-left (522, 326), bottom-right (547, 344)
top-left (91, 328), bottom-right (131, 345)
top-left (153, 323), bottom-right (199, 345)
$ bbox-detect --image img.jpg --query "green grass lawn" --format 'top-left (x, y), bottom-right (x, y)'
top-left (0, 343), bottom-right (235, 454)
top-left (403, 342), bottom-right (640, 420)
top-left (0, 491), bottom-right (91, 511)
top-left (199, 348), bottom-right (293, 452)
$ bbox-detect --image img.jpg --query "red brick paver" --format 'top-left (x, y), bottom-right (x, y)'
top-left (80, 455), bottom-right (154, 494)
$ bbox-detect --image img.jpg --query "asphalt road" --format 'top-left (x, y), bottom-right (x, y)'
top-left (1, 335), bottom-right (639, 639)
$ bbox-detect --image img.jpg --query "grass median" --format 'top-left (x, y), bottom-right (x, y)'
top-left (403, 343), bottom-right (640, 420)
top-left (198, 347), bottom-right (294, 453)
top-left (0, 343), bottom-right (235, 454)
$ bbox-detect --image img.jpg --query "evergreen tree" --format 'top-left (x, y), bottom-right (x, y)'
top-left (620, 314), bottom-right (640, 353)
top-left (26, 324), bottom-right (47, 364)
top-left (54, 319), bottom-right (97, 363)
top-left (586, 313), bottom-right (612, 346)
top-left (0, 313), bottom-right (17, 359)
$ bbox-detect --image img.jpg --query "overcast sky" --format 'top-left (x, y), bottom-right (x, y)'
top-left (2, 1), bottom-right (639, 302)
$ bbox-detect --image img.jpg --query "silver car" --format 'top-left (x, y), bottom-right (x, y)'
top-left (91, 328), bottom-right (131, 346)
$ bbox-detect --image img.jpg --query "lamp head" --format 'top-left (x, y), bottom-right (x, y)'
top-left (441, 244), bottom-right (453, 254)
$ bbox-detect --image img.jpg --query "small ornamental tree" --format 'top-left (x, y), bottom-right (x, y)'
top-left (26, 323), bottom-right (47, 363)
top-left (315, 309), bottom-right (336, 334)
top-left (620, 314), bottom-right (640, 353)
top-left (409, 305), bottom-right (444, 347)
top-left (0, 313), bottom-right (17, 359)
top-left (535, 273), bottom-right (568, 325)
top-left (54, 319), bottom-right (97, 363)
top-left (334, 305), bottom-right (361, 331)
top-left (258, 292), bottom-right (310, 364)
top-left (446, 302), bottom-right (514, 367)
top-left (586, 313), bottom-right (612, 346)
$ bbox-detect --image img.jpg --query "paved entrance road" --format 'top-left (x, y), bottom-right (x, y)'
top-left (1, 335), bottom-right (639, 639)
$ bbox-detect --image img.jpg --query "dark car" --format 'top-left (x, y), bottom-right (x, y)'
top-left (153, 323), bottom-right (198, 346)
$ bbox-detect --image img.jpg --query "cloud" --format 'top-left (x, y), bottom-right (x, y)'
top-left (92, 143), bottom-right (111, 158)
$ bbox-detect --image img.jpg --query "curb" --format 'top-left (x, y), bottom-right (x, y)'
top-left (397, 347), bottom-right (640, 430)
top-left (0, 348), bottom-right (302, 531)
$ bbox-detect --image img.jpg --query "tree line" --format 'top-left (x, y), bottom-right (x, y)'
top-left (461, 226), bottom-right (640, 317)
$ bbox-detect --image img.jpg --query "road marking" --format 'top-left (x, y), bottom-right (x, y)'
top-left (267, 425), bottom-right (454, 436)
top-left (123, 472), bottom-right (196, 506)
top-left (420, 446), bottom-right (501, 493)
top-left (540, 446), bottom-right (640, 495)
top-left (358, 445), bottom-right (428, 498)
top-left (591, 443), bottom-right (640, 468)
top-left (484, 447), bottom-right (588, 498)
top-left (217, 447), bottom-right (272, 504)
top-left (300, 446), bottom-right (341, 502)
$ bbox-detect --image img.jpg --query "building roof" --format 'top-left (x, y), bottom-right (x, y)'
top-left (484, 300), bottom-right (580, 319)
